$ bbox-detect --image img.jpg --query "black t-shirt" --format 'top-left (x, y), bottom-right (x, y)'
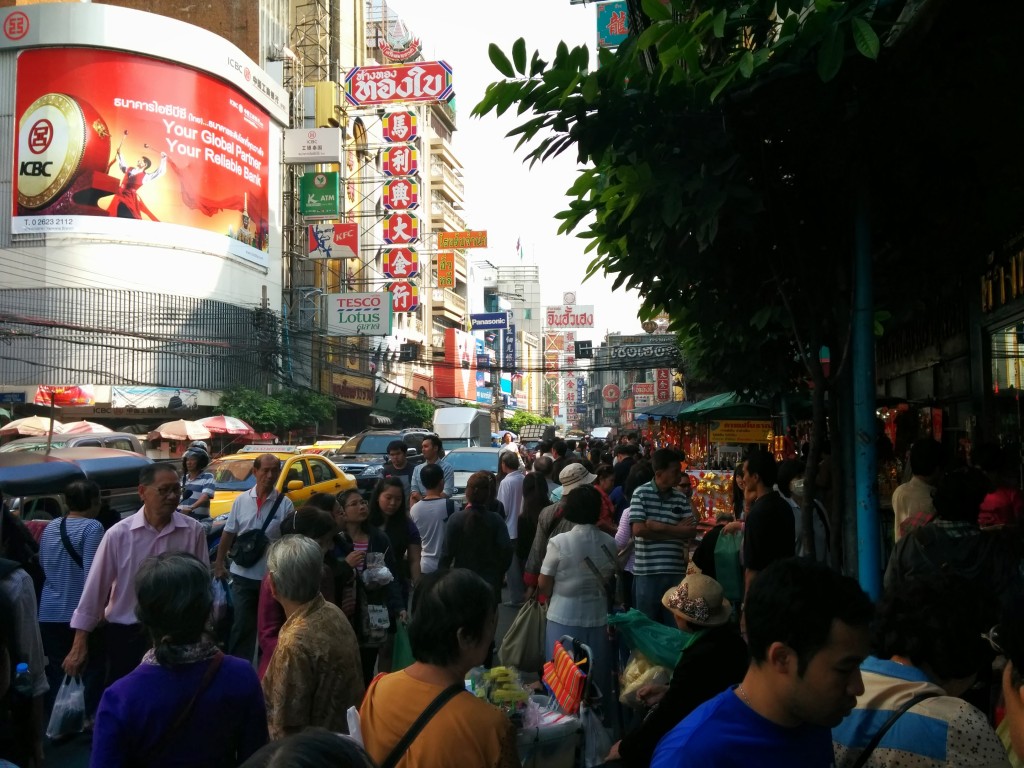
top-left (381, 462), bottom-right (415, 497)
top-left (742, 490), bottom-right (796, 572)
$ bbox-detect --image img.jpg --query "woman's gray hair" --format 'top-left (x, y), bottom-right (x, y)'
top-left (267, 535), bottom-right (323, 604)
top-left (134, 552), bottom-right (212, 665)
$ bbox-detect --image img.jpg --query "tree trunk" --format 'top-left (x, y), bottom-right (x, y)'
top-left (800, 358), bottom-right (828, 561)
top-left (827, 383), bottom-right (844, 570)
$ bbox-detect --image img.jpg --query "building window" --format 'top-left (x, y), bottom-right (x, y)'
top-left (524, 309), bottom-right (532, 320)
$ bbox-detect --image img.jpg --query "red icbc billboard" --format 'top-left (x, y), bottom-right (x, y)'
top-left (13, 48), bottom-right (271, 262)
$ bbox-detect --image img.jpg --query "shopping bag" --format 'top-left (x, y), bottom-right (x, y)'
top-left (606, 609), bottom-right (689, 669)
top-left (714, 531), bottom-right (745, 606)
top-left (210, 576), bottom-right (233, 646)
top-left (581, 703), bottom-right (612, 767)
top-left (498, 599), bottom-right (546, 672)
top-left (392, 622), bottom-right (415, 672)
top-left (46, 675), bottom-right (85, 741)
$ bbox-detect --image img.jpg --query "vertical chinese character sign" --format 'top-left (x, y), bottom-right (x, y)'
top-left (389, 281), bottom-right (419, 313)
top-left (383, 247), bottom-right (419, 279)
top-left (597, 1), bottom-right (630, 48)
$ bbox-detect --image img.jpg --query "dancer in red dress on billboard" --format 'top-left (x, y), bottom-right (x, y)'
top-left (106, 131), bottom-right (166, 219)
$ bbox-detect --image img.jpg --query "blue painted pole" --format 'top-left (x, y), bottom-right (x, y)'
top-left (853, 180), bottom-right (880, 599)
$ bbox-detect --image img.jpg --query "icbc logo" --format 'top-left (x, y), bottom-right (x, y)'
top-left (4, 12), bottom-right (29, 41)
top-left (27, 119), bottom-right (52, 154)
top-left (244, 67), bottom-right (251, 82)
top-left (19, 161), bottom-right (52, 177)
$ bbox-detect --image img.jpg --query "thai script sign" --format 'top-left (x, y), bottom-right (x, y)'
top-left (437, 230), bottom-right (487, 249)
top-left (708, 420), bottom-right (773, 444)
top-left (325, 292), bottom-right (393, 336)
top-left (607, 343), bottom-right (678, 361)
top-left (327, 372), bottom-right (374, 407)
top-left (545, 305), bottom-right (595, 329)
top-left (307, 222), bottom-right (358, 260)
top-left (436, 252), bottom-right (455, 288)
top-left (344, 61), bottom-right (453, 107)
top-left (632, 383), bottom-right (655, 396)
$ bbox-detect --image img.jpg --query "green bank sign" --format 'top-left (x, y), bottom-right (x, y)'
top-left (299, 172), bottom-right (340, 218)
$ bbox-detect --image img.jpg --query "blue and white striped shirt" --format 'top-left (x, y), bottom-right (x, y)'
top-left (629, 480), bottom-right (693, 575)
top-left (38, 516), bottom-right (105, 623)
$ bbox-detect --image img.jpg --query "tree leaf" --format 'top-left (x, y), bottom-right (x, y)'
top-left (713, 9), bottom-right (727, 38)
top-left (850, 17), bottom-right (880, 60)
top-left (739, 50), bottom-right (754, 78)
top-left (488, 43), bottom-right (515, 78)
top-left (512, 38), bottom-right (528, 75)
top-left (642, 0), bottom-right (672, 22)
top-left (817, 25), bottom-right (844, 82)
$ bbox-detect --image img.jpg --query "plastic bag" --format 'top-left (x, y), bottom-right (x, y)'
top-left (46, 676), bottom-right (85, 740)
top-left (498, 599), bottom-right (546, 673)
top-left (210, 576), bottom-right (233, 646)
top-left (392, 621), bottom-right (414, 672)
top-left (361, 552), bottom-right (394, 588)
top-left (346, 705), bottom-right (364, 747)
top-left (581, 704), bottom-right (612, 767)
top-left (713, 530), bottom-right (745, 606)
top-left (607, 609), bottom-right (689, 669)
top-left (618, 652), bottom-right (672, 709)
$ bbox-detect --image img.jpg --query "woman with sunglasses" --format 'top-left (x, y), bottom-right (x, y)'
top-left (333, 489), bottom-right (404, 686)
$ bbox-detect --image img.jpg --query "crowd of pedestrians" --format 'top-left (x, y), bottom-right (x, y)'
top-left (1, 431), bottom-right (1024, 768)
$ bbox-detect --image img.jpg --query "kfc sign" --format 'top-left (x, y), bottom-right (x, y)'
top-left (382, 111), bottom-right (418, 143)
top-left (383, 247), bottom-right (419, 279)
top-left (383, 212), bottom-right (418, 245)
top-left (344, 61), bottom-right (454, 107)
top-left (389, 281), bottom-right (419, 313)
top-left (307, 222), bottom-right (358, 260)
top-left (382, 178), bottom-right (418, 210)
top-left (382, 145), bottom-right (418, 177)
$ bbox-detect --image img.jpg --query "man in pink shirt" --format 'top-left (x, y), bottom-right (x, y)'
top-left (63, 462), bottom-right (208, 687)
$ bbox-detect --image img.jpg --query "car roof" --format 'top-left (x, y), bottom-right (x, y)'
top-left (0, 447), bottom-right (152, 495)
top-left (214, 452), bottom-right (331, 461)
top-left (447, 447), bottom-right (501, 454)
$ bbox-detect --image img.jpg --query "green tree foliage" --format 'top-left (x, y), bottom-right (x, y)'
top-left (216, 387), bottom-right (334, 433)
top-left (394, 397), bottom-right (436, 429)
top-left (505, 410), bottom-right (554, 435)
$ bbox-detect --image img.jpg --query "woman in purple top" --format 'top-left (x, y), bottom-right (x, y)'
top-left (91, 552), bottom-right (267, 768)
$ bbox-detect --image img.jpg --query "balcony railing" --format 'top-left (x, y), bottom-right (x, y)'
top-left (430, 199), bottom-right (466, 231)
top-left (430, 162), bottom-right (465, 200)
top-left (431, 287), bottom-right (467, 316)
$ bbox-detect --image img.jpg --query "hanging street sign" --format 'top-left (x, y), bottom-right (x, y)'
top-left (383, 247), bottom-right (419, 279)
top-left (283, 127), bottom-right (343, 163)
top-left (382, 145), bottom-right (419, 177)
top-left (389, 280), bottom-right (419, 313)
top-left (299, 172), bottom-right (339, 219)
top-left (383, 212), bottom-right (419, 245)
top-left (436, 252), bottom-right (455, 288)
top-left (381, 111), bottom-right (418, 142)
top-left (344, 61), bottom-right (454, 107)
top-left (382, 177), bottom-right (419, 210)
top-left (307, 222), bottom-right (358, 260)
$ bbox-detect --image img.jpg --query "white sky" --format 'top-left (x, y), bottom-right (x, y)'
top-left (385, 0), bottom-right (645, 343)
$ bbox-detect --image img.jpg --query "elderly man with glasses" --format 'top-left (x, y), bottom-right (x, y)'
top-left (63, 462), bottom-right (208, 689)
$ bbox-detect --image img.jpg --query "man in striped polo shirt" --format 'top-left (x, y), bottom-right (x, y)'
top-left (630, 448), bottom-right (698, 626)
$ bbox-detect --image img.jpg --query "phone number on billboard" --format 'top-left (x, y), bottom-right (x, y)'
top-left (19, 217), bottom-right (75, 231)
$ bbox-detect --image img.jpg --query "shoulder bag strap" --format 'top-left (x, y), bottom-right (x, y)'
top-left (142, 652), bottom-right (224, 762)
top-left (380, 682), bottom-right (465, 768)
top-left (849, 691), bottom-right (940, 768)
top-left (59, 516), bottom-right (84, 569)
top-left (445, 498), bottom-right (455, 520)
top-left (259, 493), bottom-right (286, 535)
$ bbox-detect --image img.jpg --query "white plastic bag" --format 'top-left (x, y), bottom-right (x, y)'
top-left (581, 703), bottom-right (611, 768)
top-left (211, 577), bottom-right (230, 625)
top-left (346, 705), bottom-right (364, 746)
top-left (46, 676), bottom-right (85, 740)
top-left (361, 552), bottom-right (394, 588)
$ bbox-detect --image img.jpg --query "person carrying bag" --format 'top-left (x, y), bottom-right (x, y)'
top-left (229, 495), bottom-right (284, 568)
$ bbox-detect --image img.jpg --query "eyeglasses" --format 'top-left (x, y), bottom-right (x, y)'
top-left (151, 485), bottom-right (182, 497)
top-left (982, 626), bottom-right (1006, 655)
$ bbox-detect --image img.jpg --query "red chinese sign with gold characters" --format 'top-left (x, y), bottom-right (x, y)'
top-left (389, 280), bottom-right (419, 313)
top-left (383, 247), bottom-right (419, 279)
top-left (382, 178), bottom-right (418, 210)
top-left (382, 145), bottom-right (418, 177)
top-left (383, 212), bottom-right (418, 245)
top-left (381, 111), bottom-right (418, 143)
top-left (344, 61), bottom-right (454, 107)
top-left (13, 48), bottom-right (271, 267)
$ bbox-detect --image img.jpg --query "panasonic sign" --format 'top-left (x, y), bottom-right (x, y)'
top-left (469, 312), bottom-right (510, 331)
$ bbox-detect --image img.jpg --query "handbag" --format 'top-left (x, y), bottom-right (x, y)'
top-left (229, 494), bottom-right (284, 567)
top-left (59, 516), bottom-right (83, 569)
top-left (713, 530), bottom-right (745, 606)
top-left (498, 599), bottom-right (547, 672)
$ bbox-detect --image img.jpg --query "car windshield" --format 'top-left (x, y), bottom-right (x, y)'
top-left (340, 434), bottom-right (397, 455)
top-left (444, 451), bottom-right (499, 472)
top-left (441, 439), bottom-right (471, 452)
top-left (0, 440), bottom-right (73, 453)
top-left (208, 458), bottom-right (258, 491)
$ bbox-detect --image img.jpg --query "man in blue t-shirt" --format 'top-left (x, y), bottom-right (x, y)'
top-left (651, 558), bottom-right (873, 768)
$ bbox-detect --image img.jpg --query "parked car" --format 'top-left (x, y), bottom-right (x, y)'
top-left (0, 431), bottom-right (145, 455)
top-left (206, 450), bottom-right (357, 518)
top-left (444, 447), bottom-right (502, 503)
top-left (328, 428), bottom-right (431, 493)
top-left (0, 447), bottom-right (153, 520)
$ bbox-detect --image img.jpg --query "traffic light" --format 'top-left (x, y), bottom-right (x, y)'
top-left (574, 340), bottom-right (593, 359)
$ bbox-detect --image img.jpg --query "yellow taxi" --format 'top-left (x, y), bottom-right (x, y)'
top-left (206, 447), bottom-right (356, 518)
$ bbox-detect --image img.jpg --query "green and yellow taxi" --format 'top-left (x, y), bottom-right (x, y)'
top-left (207, 447), bottom-right (356, 518)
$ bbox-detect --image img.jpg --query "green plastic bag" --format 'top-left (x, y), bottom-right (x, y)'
top-left (392, 622), bottom-right (414, 672)
top-left (607, 609), bottom-right (690, 668)
top-left (714, 531), bottom-right (745, 607)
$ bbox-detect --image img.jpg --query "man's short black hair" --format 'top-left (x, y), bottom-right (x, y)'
top-left (65, 480), bottom-right (100, 513)
top-left (422, 434), bottom-right (443, 452)
top-left (651, 448), bottom-right (684, 473)
top-left (776, 460), bottom-right (805, 499)
top-left (420, 462), bottom-right (445, 491)
top-left (909, 438), bottom-right (943, 476)
top-left (139, 462), bottom-right (178, 487)
top-left (387, 440), bottom-right (407, 454)
top-left (552, 439), bottom-right (568, 457)
top-left (409, 569), bottom-right (495, 667)
top-left (744, 449), bottom-right (777, 489)
top-left (932, 466), bottom-right (988, 523)
top-left (746, 557), bottom-right (873, 675)
top-left (500, 451), bottom-right (520, 471)
top-left (614, 443), bottom-right (636, 457)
